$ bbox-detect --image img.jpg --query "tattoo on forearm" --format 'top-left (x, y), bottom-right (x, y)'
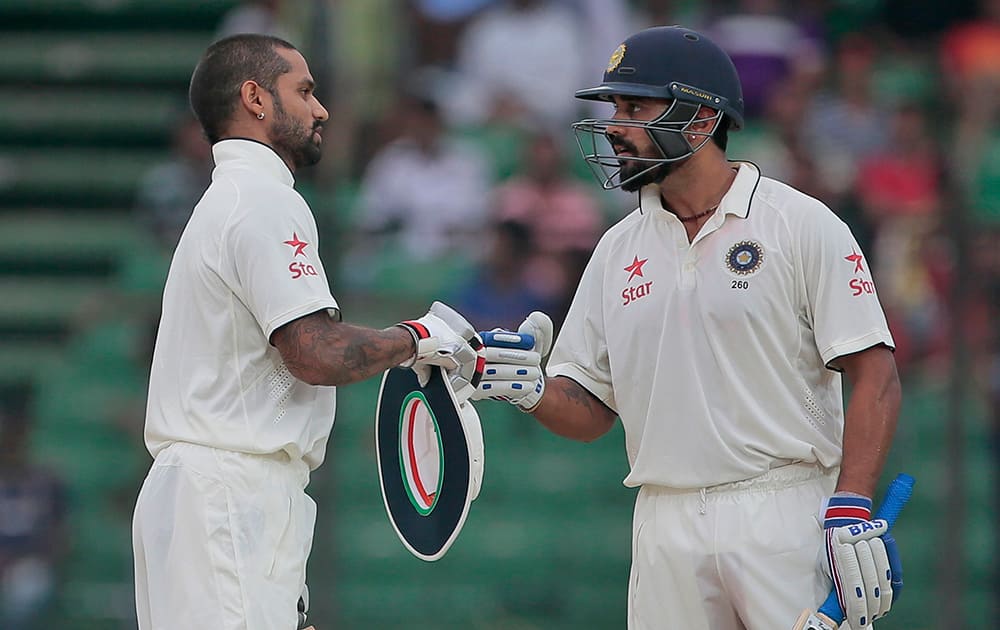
top-left (275, 312), bottom-right (413, 386)
top-left (539, 377), bottom-right (615, 440)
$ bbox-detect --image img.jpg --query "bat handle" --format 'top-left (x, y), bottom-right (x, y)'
top-left (479, 330), bottom-right (535, 349)
top-left (817, 473), bottom-right (916, 622)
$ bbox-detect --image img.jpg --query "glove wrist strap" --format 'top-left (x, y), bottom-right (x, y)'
top-left (395, 322), bottom-right (423, 368)
top-left (823, 493), bottom-right (872, 528)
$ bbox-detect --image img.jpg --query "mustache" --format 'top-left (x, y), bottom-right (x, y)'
top-left (610, 138), bottom-right (638, 154)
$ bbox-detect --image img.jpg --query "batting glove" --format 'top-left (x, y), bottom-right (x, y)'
top-left (470, 311), bottom-right (553, 413)
top-left (397, 301), bottom-right (485, 401)
top-left (823, 493), bottom-right (896, 629)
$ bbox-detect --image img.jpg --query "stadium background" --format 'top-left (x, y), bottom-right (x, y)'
top-left (0, 0), bottom-right (996, 628)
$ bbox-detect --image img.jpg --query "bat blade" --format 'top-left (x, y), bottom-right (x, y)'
top-left (793, 473), bottom-right (916, 629)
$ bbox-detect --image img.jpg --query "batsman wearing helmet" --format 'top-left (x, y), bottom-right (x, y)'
top-left (472, 26), bottom-right (903, 630)
top-left (131, 34), bottom-right (484, 630)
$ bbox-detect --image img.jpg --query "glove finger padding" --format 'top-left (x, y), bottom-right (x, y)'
top-left (429, 301), bottom-right (478, 341)
top-left (829, 519), bottom-right (891, 629)
top-left (854, 539), bottom-right (881, 623)
top-left (518, 311), bottom-right (553, 359)
top-left (481, 364), bottom-right (543, 382)
top-left (483, 347), bottom-right (543, 366)
top-left (868, 536), bottom-right (893, 620)
top-left (475, 379), bottom-right (542, 400)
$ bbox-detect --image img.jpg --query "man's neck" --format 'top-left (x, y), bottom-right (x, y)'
top-left (658, 153), bottom-right (736, 220)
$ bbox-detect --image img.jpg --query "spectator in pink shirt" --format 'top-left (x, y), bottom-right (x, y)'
top-left (492, 128), bottom-right (603, 324)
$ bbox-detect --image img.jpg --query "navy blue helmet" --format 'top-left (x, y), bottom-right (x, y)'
top-left (572, 26), bottom-right (744, 190)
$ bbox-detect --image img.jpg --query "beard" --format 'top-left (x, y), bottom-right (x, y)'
top-left (269, 95), bottom-right (322, 169)
top-left (612, 135), bottom-right (682, 192)
top-left (620, 160), bottom-right (678, 192)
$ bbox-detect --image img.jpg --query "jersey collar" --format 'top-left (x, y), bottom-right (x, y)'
top-left (718, 161), bottom-right (760, 219)
top-left (212, 138), bottom-right (295, 187)
top-left (639, 160), bottom-right (761, 220)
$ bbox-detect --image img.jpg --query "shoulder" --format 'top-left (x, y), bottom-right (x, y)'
top-left (751, 175), bottom-right (846, 232)
top-left (212, 176), bottom-right (313, 241)
top-left (591, 206), bottom-right (644, 257)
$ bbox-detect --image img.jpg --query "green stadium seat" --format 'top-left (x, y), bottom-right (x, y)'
top-left (0, 89), bottom-right (180, 145)
top-left (0, 0), bottom-right (236, 30)
top-left (0, 33), bottom-right (211, 86)
top-left (0, 277), bottom-right (108, 332)
top-left (0, 339), bottom-right (63, 385)
top-left (0, 148), bottom-right (164, 207)
top-left (0, 212), bottom-right (145, 269)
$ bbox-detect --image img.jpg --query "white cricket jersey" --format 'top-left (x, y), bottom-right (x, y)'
top-left (144, 139), bottom-right (340, 470)
top-left (547, 162), bottom-right (894, 489)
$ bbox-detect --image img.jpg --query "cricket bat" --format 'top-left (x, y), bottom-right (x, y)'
top-left (793, 473), bottom-right (915, 630)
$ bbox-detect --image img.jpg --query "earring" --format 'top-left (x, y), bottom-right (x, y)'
top-left (257, 112), bottom-right (265, 120)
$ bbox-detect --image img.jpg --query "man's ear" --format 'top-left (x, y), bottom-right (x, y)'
top-left (238, 80), bottom-right (268, 119)
top-left (690, 105), bottom-right (721, 134)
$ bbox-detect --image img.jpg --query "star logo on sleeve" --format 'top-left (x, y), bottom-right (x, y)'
top-left (844, 249), bottom-right (864, 273)
top-left (284, 233), bottom-right (309, 257)
top-left (624, 255), bottom-right (648, 283)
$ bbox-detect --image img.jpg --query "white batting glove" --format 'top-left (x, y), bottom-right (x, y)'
top-left (823, 494), bottom-right (894, 629)
top-left (470, 311), bottom-right (553, 413)
top-left (397, 301), bottom-right (485, 401)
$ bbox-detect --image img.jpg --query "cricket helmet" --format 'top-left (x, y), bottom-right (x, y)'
top-left (572, 26), bottom-right (744, 190)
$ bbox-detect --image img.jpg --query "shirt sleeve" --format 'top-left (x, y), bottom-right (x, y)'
top-left (546, 243), bottom-right (617, 413)
top-left (222, 190), bottom-right (339, 340)
top-left (797, 200), bottom-right (894, 368)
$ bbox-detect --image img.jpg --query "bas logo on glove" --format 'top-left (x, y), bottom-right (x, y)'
top-left (794, 473), bottom-right (913, 630)
top-left (375, 365), bottom-right (484, 562)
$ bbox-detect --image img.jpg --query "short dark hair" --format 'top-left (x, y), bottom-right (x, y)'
top-left (188, 34), bottom-right (297, 143)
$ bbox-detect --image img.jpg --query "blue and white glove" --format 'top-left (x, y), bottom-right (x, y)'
top-left (470, 311), bottom-right (553, 412)
top-left (823, 493), bottom-right (898, 628)
top-left (397, 301), bottom-right (485, 400)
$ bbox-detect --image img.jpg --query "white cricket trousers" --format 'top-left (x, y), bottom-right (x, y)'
top-left (133, 442), bottom-right (315, 630)
top-left (627, 463), bottom-right (837, 630)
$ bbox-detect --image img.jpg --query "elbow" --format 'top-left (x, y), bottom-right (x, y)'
top-left (285, 362), bottom-right (335, 387)
top-left (569, 416), bottom-right (616, 443)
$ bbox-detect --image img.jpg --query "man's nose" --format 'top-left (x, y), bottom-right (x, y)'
top-left (314, 99), bottom-right (329, 122)
top-left (605, 114), bottom-right (629, 136)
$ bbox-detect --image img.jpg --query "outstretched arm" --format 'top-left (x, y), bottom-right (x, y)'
top-left (530, 376), bottom-right (617, 443)
top-left (471, 311), bottom-right (616, 442)
top-left (271, 310), bottom-right (414, 386)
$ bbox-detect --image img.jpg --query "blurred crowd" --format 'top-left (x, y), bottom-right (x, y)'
top-left (3, 0), bottom-right (1000, 626)
top-left (135, 0), bottom-right (1000, 380)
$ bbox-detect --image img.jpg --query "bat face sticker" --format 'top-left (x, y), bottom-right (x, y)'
top-left (399, 392), bottom-right (444, 515)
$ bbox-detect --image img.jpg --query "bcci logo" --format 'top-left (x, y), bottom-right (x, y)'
top-left (726, 240), bottom-right (764, 276)
top-left (607, 44), bottom-right (626, 72)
